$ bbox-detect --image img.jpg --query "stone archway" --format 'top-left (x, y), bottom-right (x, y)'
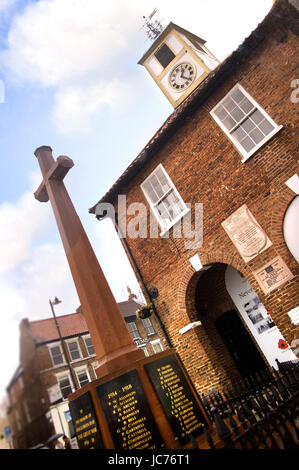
top-left (175, 252), bottom-right (297, 392)
top-left (192, 263), bottom-right (268, 383)
top-left (174, 251), bottom-right (254, 391)
top-left (177, 249), bottom-right (251, 320)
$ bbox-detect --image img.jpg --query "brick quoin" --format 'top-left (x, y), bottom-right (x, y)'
top-left (91, 0), bottom-right (299, 394)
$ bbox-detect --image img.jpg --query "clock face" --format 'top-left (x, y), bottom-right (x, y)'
top-left (169, 62), bottom-right (195, 91)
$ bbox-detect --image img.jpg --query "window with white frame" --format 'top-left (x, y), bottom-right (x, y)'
top-left (151, 339), bottom-right (163, 354)
top-left (210, 84), bottom-right (282, 161)
top-left (66, 339), bottom-right (82, 361)
top-left (49, 343), bottom-right (65, 366)
top-left (75, 366), bottom-right (90, 388)
top-left (56, 372), bottom-right (73, 399)
top-left (83, 335), bottom-right (95, 356)
top-left (141, 164), bottom-right (189, 234)
top-left (127, 321), bottom-right (140, 340)
top-left (142, 318), bottom-right (156, 336)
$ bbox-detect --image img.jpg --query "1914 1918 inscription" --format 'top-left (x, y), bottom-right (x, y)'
top-left (145, 355), bottom-right (206, 444)
top-left (96, 369), bottom-right (163, 449)
top-left (69, 391), bottom-right (104, 449)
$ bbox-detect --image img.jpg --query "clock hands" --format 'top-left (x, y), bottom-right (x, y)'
top-left (180, 72), bottom-right (190, 80)
top-left (169, 63), bottom-right (194, 90)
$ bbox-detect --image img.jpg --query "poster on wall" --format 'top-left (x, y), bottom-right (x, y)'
top-left (222, 205), bottom-right (272, 263)
top-left (225, 265), bottom-right (297, 369)
top-left (253, 256), bottom-right (294, 294)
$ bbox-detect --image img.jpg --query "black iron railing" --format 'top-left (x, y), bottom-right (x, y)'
top-left (175, 360), bottom-right (299, 449)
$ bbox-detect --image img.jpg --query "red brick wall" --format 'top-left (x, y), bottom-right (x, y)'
top-left (113, 1), bottom-right (299, 393)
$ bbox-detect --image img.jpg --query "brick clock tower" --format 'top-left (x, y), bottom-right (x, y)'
top-left (138, 22), bottom-right (219, 108)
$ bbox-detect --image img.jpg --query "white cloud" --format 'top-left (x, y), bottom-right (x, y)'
top-left (0, 174), bottom-right (79, 399)
top-left (1, 0), bottom-right (149, 132)
top-left (2, 0), bottom-right (135, 86)
top-left (0, 173), bottom-right (52, 273)
top-left (52, 79), bottom-right (130, 134)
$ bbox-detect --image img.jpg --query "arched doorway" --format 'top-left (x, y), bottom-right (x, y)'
top-left (194, 263), bottom-right (267, 383)
top-left (214, 309), bottom-right (266, 379)
top-left (193, 263), bottom-right (296, 383)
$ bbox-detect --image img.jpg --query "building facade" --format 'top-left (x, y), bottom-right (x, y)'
top-left (6, 299), bottom-right (167, 449)
top-left (90, 0), bottom-right (299, 395)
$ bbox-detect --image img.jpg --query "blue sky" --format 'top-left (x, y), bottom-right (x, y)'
top-left (0, 0), bottom-right (273, 401)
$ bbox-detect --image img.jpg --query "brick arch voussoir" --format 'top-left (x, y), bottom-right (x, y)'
top-left (269, 188), bottom-right (298, 266)
top-left (177, 249), bottom-right (251, 322)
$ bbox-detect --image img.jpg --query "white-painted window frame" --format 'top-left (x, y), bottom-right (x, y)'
top-left (150, 339), bottom-right (163, 354)
top-left (48, 342), bottom-right (65, 367)
top-left (56, 371), bottom-right (74, 399)
top-left (65, 337), bottom-right (82, 362)
top-left (83, 334), bottom-right (95, 357)
top-left (74, 365), bottom-right (91, 388)
top-left (142, 317), bottom-right (156, 336)
top-left (141, 163), bottom-right (190, 236)
top-left (127, 321), bottom-right (141, 340)
top-left (210, 83), bottom-right (283, 162)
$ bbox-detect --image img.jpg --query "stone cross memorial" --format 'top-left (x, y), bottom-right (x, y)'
top-left (34, 146), bottom-right (210, 449)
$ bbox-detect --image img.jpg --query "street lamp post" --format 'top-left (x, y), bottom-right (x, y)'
top-left (49, 297), bottom-right (77, 393)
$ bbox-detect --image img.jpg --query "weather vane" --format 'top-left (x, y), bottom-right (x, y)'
top-left (141, 8), bottom-right (164, 42)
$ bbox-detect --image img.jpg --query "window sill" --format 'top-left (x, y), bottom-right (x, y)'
top-left (241, 125), bottom-right (283, 163)
top-left (160, 208), bottom-right (191, 237)
top-left (69, 357), bottom-right (85, 364)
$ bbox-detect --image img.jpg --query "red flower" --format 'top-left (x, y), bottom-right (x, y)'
top-left (278, 339), bottom-right (289, 350)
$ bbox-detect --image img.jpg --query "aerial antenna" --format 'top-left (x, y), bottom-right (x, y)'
top-left (141, 8), bottom-right (164, 42)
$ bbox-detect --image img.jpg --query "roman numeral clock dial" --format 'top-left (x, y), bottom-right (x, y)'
top-left (169, 63), bottom-right (195, 91)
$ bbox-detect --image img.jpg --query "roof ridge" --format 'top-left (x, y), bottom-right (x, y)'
top-left (29, 312), bottom-right (81, 324)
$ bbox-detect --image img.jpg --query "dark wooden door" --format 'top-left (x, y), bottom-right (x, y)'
top-left (214, 309), bottom-right (267, 379)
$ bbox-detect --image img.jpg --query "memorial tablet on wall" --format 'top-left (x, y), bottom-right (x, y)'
top-left (253, 256), bottom-right (294, 294)
top-left (144, 354), bottom-right (206, 444)
top-left (69, 391), bottom-right (104, 449)
top-left (96, 369), bottom-right (163, 449)
top-left (222, 204), bottom-right (272, 262)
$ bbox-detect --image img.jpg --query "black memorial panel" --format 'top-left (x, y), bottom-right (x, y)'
top-left (69, 391), bottom-right (104, 449)
top-left (96, 369), bottom-right (163, 449)
top-left (145, 354), bottom-right (206, 444)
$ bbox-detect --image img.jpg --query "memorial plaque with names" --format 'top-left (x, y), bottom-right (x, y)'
top-left (145, 354), bottom-right (206, 444)
top-left (69, 391), bottom-right (104, 449)
top-left (96, 369), bottom-right (163, 450)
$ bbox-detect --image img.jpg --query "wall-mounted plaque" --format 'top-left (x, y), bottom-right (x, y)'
top-left (96, 369), bottom-right (163, 450)
top-left (222, 204), bottom-right (272, 262)
top-left (144, 354), bottom-right (206, 444)
top-left (288, 306), bottom-right (299, 326)
top-left (69, 391), bottom-right (104, 449)
top-left (253, 256), bottom-right (294, 294)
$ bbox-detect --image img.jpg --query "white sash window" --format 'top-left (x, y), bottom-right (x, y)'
top-left (210, 84), bottom-right (282, 161)
top-left (141, 164), bottom-right (189, 234)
